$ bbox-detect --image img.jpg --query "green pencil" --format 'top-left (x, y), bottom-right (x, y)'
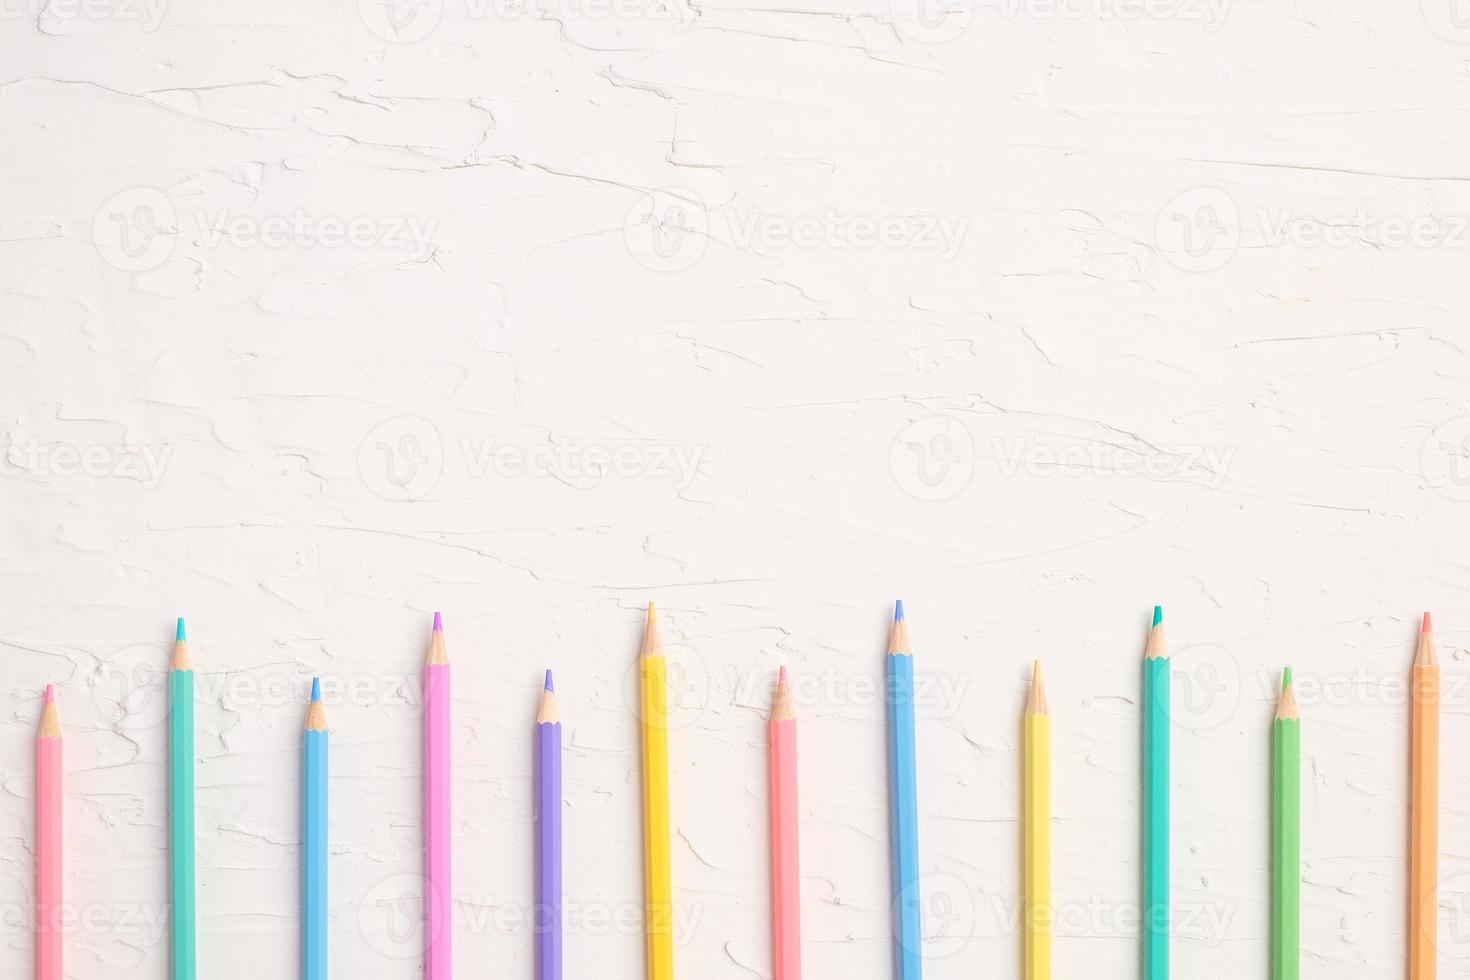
top-left (170, 618), bottom-right (196, 980)
top-left (1272, 669), bottom-right (1300, 980)
top-left (1142, 606), bottom-right (1169, 980)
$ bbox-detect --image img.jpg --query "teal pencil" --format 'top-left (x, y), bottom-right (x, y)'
top-left (1142, 606), bottom-right (1169, 980)
top-left (170, 618), bottom-right (197, 980)
top-left (304, 678), bottom-right (329, 980)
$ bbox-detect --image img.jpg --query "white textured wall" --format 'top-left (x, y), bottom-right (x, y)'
top-left (4, 0), bottom-right (1470, 976)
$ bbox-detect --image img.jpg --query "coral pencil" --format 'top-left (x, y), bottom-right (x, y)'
top-left (887, 600), bottom-right (922, 980)
top-left (537, 671), bottom-right (563, 980)
top-left (640, 603), bottom-right (674, 980)
top-left (1410, 613), bottom-right (1439, 980)
top-left (426, 613), bottom-right (452, 980)
top-left (304, 678), bottom-right (329, 980)
top-left (36, 685), bottom-right (61, 980)
top-left (170, 618), bottom-right (196, 980)
top-left (1024, 663), bottom-right (1051, 980)
top-left (1142, 606), bottom-right (1169, 980)
top-left (769, 667), bottom-right (801, 980)
top-left (1271, 669), bottom-right (1300, 980)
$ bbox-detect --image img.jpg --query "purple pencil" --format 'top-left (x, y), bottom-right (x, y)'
top-left (537, 670), bottom-right (563, 980)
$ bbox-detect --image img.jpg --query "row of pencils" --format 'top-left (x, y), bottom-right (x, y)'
top-left (26, 605), bottom-right (1441, 980)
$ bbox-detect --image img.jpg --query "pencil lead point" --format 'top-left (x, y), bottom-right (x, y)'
top-left (894, 599), bottom-right (905, 622)
top-left (1152, 605), bottom-right (1163, 626)
top-left (44, 683), bottom-right (55, 703)
top-left (433, 611), bottom-right (442, 632)
top-left (544, 669), bottom-right (554, 692)
top-left (1282, 666), bottom-right (1292, 690)
top-left (310, 677), bottom-right (321, 702)
top-left (1423, 611), bottom-right (1432, 633)
top-left (778, 665), bottom-right (788, 687)
top-left (176, 617), bottom-right (187, 641)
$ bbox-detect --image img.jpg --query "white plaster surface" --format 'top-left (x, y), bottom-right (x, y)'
top-left (5, 0), bottom-right (1470, 976)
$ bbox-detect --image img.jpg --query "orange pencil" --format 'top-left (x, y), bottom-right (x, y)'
top-left (1410, 612), bottom-right (1439, 980)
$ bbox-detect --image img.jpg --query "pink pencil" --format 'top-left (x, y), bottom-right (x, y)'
top-left (769, 667), bottom-right (801, 980)
top-left (36, 685), bottom-right (61, 980)
top-left (426, 614), bottom-right (451, 979)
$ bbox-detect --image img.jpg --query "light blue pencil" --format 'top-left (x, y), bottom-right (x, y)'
top-left (887, 600), bottom-right (922, 980)
top-left (304, 678), bottom-right (329, 980)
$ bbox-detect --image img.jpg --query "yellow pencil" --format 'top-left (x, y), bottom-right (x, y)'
top-left (640, 603), bottom-right (674, 980)
top-left (1024, 661), bottom-right (1051, 980)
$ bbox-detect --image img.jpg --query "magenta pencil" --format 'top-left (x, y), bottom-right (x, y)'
top-left (426, 613), bottom-right (451, 979)
top-left (36, 685), bottom-right (61, 980)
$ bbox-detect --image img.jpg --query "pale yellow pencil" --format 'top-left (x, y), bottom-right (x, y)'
top-left (1024, 661), bottom-right (1051, 980)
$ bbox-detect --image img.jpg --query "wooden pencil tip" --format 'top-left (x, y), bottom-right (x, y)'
top-left (1026, 662), bottom-right (1049, 714)
top-left (1276, 668), bottom-right (1300, 720)
top-left (772, 668), bottom-right (796, 720)
top-left (426, 618), bottom-right (449, 665)
top-left (171, 628), bottom-right (193, 670)
top-left (538, 682), bottom-right (561, 724)
top-left (641, 602), bottom-right (664, 658)
top-left (887, 604), bottom-right (911, 655)
top-left (38, 688), bottom-right (61, 738)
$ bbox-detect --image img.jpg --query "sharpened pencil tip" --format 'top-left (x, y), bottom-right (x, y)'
top-left (894, 599), bottom-right (905, 622)
top-left (433, 611), bottom-right (442, 632)
top-left (176, 617), bottom-right (186, 641)
top-left (778, 665), bottom-right (788, 687)
top-left (310, 677), bottom-right (321, 702)
top-left (1152, 605), bottom-right (1163, 626)
top-left (544, 669), bottom-right (554, 692)
top-left (1423, 611), bottom-right (1432, 633)
top-left (1282, 666), bottom-right (1292, 690)
top-left (44, 683), bottom-right (55, 703)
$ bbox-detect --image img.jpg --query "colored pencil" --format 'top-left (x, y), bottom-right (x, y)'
top-left (1024, 662), bottom-right (1051, 980)
top-left (426, 612), bottom-right (452, 980)
top-left (1142, 605), bottom-right (1168, 980)
top-left (537, 670), bottom-right (563, 980)
top-left (170, 617), bottom-right (196, 980)
top-left (304, 678), bottom-right (329, 980)
top-left (769, 666), bottom-right (800, 980)
top-left (887, 600), bottom-right (922, 980)
top-left (640, 602), bottom-right (675, 980)
top-left (1271, 668), bottom-right (1300, 980)
top-left (1411, 612), bottom-right (1439, 980)
top-left (36, 685), bottom-right (61, 980)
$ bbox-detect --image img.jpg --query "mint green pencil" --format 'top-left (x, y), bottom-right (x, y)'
top-left (1142, 606), bottom-right (1169, 980)
top-left (170, 618), bottom-right (196, 980)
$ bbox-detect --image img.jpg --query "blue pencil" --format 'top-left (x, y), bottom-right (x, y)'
top-left (887, 600), bottom-right (922, 980)
top-left (304, 678), bottom-right (329, 980)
